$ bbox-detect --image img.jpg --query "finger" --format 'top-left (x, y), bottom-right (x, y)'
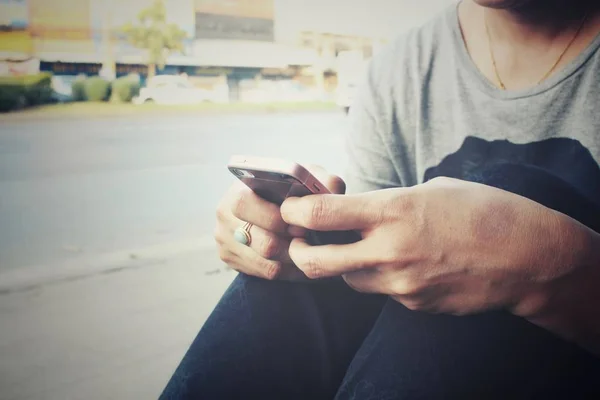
top-left (245, 224), bottom-right (293, 263)
top-left (287, 225), bottom-right (307, 238)
top-left (219, 220), bottom-right (293, 267)
top-left (342, 269), bottom-right (396, 295)
top-left (226, 242), bottom-right (307, 281)
top-left (231, 186), bottom-right (288, 233)
top-left (305, 164), bottom-right (346, 195)
top-left (229, 256), bottom-right (308, 282)
top-left (280, 193), bottom-right (378, 231)
top-left (236, 244), bottom-right (313, 282)
top-left (325, 175), bottom-right (346, 195)
top-left (288, 237), bottom-right (375, 279)
top-left (232, 246), bottom-right (284, 281)
top-left (218, 224), bottom-right (308, 281)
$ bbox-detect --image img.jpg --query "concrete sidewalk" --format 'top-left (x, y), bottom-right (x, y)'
top-left (0, 246), bottom-right (234, 400)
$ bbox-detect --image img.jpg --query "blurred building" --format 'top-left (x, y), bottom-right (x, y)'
top-left (0, 0), bottom-right (445, 102)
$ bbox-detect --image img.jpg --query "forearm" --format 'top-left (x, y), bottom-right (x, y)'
top-left (515, 218), bottom-right (600, 356)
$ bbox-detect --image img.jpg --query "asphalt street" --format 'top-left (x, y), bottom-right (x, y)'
top-left (0, 110), bottom-right (349, 400)
top-left (0, 111), bottom-right (348, 272)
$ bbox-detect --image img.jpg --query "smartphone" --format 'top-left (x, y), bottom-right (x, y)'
top-left (227, 155), bottom-right (361, 246)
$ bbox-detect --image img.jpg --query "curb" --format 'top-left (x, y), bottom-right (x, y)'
top-left (0, 236), bottom-right (216, 295)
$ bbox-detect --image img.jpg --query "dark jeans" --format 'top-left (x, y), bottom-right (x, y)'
top-left (160, 164), bottom-right (600, 399)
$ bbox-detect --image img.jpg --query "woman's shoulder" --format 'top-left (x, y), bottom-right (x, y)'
top-left (365, 4), bottom-right (458, 114)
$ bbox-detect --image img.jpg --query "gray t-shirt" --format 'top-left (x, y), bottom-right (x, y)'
top-left (345, 3), bottom-right (600, 206)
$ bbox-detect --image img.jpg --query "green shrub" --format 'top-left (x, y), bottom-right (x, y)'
top-left (111, 77), bottom-right (141, 103)
top-left (71, 78), bottom-right (86, 101)
top-left (0, 73), bottom-right (53, 112)
top-left (0, 86), bottom-right (26, 112)
top-left (24, 73), bottom-right (53, 106)
top-left (83, 76), bottom-right (111, 102)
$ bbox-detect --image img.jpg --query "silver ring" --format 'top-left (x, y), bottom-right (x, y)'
top-left (233, 222), bottom-right (253, 246)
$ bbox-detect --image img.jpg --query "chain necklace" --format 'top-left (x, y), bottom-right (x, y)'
top-left (484, 9), bottom-right (590, 90)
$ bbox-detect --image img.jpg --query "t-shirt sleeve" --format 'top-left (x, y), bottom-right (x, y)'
top-left (343, 55), bottom-right (403, 194)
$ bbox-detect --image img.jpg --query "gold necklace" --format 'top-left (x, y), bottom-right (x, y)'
top-left (484, 10), bottom-right (590, 90)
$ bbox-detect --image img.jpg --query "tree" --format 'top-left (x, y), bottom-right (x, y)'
top-left (121, 0), bottom-right (187, 78)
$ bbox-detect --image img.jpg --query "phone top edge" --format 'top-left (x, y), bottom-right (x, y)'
top-left (228, 155), bottom-right (312, 184)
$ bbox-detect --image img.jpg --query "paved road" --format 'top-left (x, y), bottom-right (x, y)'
top-left (0, 111), bottom-right (348, 272)
top-left (0, 111), bottom-right (349, 400)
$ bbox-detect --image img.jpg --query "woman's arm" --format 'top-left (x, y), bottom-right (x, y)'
top-left (515, 217), bottom-right (600, 356)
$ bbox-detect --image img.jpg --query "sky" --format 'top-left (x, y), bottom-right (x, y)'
top-left (274, 0), bottom-right (457, 42)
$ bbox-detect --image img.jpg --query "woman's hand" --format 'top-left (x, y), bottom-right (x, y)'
top-left (214, 167), bottom-right (346, 281)
top-left (280, 177), bottom-right (585, 316)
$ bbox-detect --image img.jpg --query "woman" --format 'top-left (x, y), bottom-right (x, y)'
top-left (161, 0), bottom-right (600, 398)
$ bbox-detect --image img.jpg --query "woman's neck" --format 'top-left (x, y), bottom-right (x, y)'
top-left (483, 1), bottom-right (597, 45)
top-left (459, 0), bottom-right (600, 90)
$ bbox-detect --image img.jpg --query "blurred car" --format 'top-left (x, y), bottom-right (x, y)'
top-left (133, 75), bottom-right (218, 105)
top-left (335, 82), bottom-right (356, 114)
top-left (50, 75), bottom-right (77, 103)
top-left (335, 50), bottom-right (368, 114)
